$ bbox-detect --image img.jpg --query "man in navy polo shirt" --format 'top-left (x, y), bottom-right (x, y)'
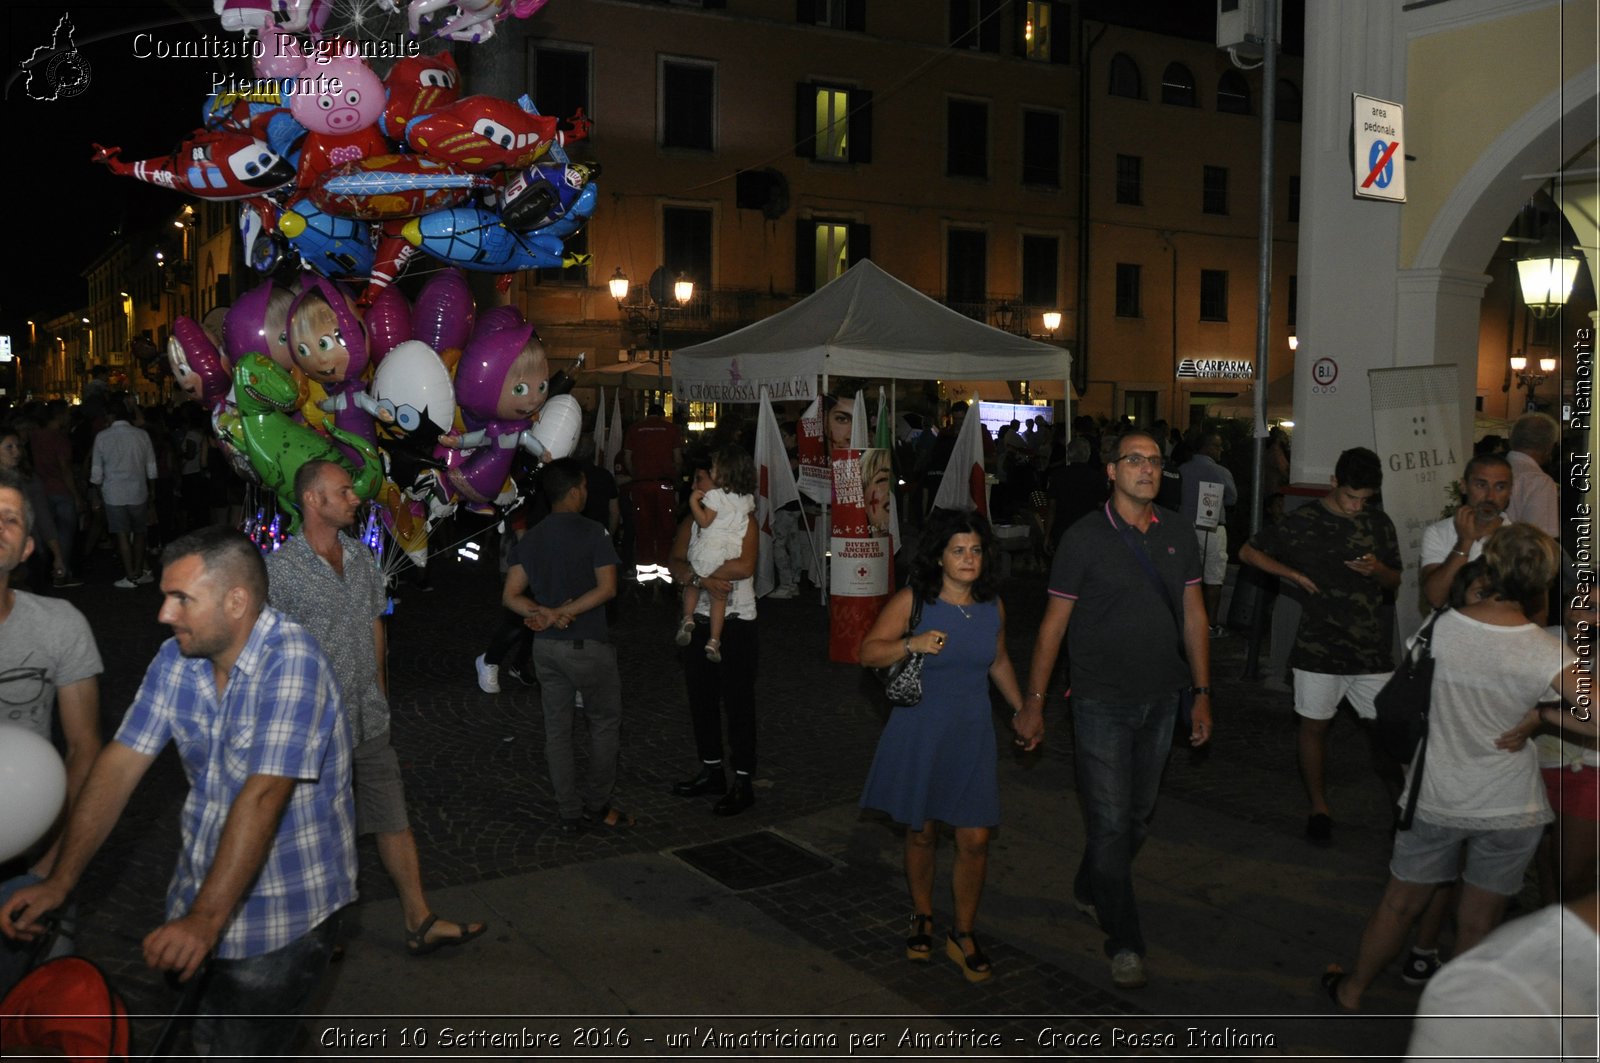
top-left (1017, 429), bottom-right (1213, 991)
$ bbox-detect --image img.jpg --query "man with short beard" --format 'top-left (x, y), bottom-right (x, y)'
top-left (1419, 453), bottom-right (1513, 609)
top-left (0, 527), bottom-right (354, 1058)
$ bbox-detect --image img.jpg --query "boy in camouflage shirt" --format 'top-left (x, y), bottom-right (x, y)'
top-left (1240, 447), bottom-right (1402, 844)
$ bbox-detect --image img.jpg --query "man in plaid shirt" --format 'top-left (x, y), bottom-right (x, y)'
top-left (1, 526), bottom-right (356, 1057)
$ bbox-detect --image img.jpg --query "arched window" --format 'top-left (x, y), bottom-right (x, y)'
top-left (1161, 62), bottom-right (1196, 107)
top-left (1275, 78), bottom-right (1302, 122)
top-left (1217, 70), bottom-right (1251, 115)
top-left (1108, 52), bottom-right (1142, 99)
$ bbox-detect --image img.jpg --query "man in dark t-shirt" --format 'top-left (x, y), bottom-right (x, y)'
top-left (1018, 430), bottom-right (1213, 992)
top-left (1239, 447), bottom-right (1401, 846)
top-left (499, 458), bottom-right (630, 833)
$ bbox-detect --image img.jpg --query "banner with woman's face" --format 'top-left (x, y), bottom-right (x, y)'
top-left (828, 446), bottom-right (892, 662)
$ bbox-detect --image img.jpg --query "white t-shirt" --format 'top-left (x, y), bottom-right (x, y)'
top-left (1418, 514), bottom-right (1501, 567)
top-left (1406, 902), bottom-right (1598, 1063)
top-left (1409, 611), bottom-right (1571, 828)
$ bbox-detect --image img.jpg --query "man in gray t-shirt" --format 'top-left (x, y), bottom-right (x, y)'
top-left (0, 470), bottom-right (103, 988)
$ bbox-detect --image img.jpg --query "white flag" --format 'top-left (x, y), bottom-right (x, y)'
top-left (874, 386), bottom-right (901, 553)
top-left (593, 388), bottom-right (608, 465)
top-left (931, 405), bottom-right (990, 516)
top-left (755, 388), bottom-right (801, 598)
top-left (603, 389), bottom-right (624, 473)
top-left (849, 388), bottom-right (869, 450)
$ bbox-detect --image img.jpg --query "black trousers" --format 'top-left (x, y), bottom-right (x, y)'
top-left (682, 615), bottom-right (759, 775)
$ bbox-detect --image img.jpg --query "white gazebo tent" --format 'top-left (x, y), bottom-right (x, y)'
top-left (670, 260), bottom-right (1071, 411)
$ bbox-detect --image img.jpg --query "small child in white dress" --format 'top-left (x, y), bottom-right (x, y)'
top-left (676, 457), bottom-right (755, 662)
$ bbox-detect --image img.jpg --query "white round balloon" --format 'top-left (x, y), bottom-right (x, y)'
top-left (0, 726), bottom-right (68, 864)
top-left (524, 394), bottom-right (583, 462)
top-left (369, 339), bottom-right (457, 436)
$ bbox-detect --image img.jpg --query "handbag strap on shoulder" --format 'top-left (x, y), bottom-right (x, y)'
top-left (903, 594), bottom-right (924, 637)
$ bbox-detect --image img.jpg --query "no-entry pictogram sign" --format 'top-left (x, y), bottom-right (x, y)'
top-left (1352, 93), bottom-right (1405, 202)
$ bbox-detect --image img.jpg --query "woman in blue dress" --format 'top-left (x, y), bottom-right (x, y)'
top-left (859, 509), bottom-right (1026, 982)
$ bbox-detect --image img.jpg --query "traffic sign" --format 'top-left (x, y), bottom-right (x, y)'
top-left (1352, 94), bottom-right (1405, 202)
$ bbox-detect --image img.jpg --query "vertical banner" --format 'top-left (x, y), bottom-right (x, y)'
top-left (796, 397), bottom-right (831, 504)
top-left (829, 448), bottom-right (892, 662)
top-left (754, 388), bottom-right (800, 599)
top-left (1368, 364), bottom-right (1464, 621)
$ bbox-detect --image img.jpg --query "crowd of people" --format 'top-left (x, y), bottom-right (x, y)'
top-left (0, 374), bottom-right (1593, 1056)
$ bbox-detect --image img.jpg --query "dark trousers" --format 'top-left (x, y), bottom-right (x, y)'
top-left (192, 914), bottom-right (341, 1059)
top-left (484, 608), bottom-right (531, 668)
top-left (682, 616), bottom-right (758, 775)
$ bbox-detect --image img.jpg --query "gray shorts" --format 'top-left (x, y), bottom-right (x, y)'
top-left (353, 732), bottom-right (410, 836)
top-left (106, 502), bottom-right (148, 535)
top-left (1390, 817), bottom-right (1544, 896)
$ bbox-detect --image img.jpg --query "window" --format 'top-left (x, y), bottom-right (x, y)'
top-left (795, 218), bottom-right (870, 293)
top-left (1199, 269), bottom-right (1229, 321)
top-left (663, 206), bottom-right (713, 308)
top-left (796, 83), bottom-right (872, 163)
top-left (1287, 175), bottom-right (1300, 223)
top-left (1217, 69), bottom-right (1250, 114)
top-left (1115, 263), bottom-right (1141, 317)
top-left (1202, 166), bottom-right (1228, 215)
top-left (533, 46), bottom-right (590, 125)
top-left (1021, 109), bottom-right (1061, 188)
top-left (1161, 63), bottom-right (1197, 107)
top-left (1021, 235), bottom-right (1058, 308)
top-left (947, 98), bottom-right (989, 179)
top-left (1275, 78), bottom-right (1302, 122)
top-left (1287, 275), bottom-right (1297, 328)
top-left (1115, 154), bottom-right (1141, 205)
top-left (946, 228), bottom-right (988, 312)
top-left (660, 58), bottom-right (715, 151)
top-left (1020, 1), bottom-right (1068, 63)
top-left (797, 0), bottom-right (864, 31)
top-left (950, 0), bottom-right (1002, 52)
top-left (534, 227), bottom-right (587, 286)
top-left (1108, 52), bottom-right (1142, 98)
top-left (1123, 390), bottom-right (1156, 426)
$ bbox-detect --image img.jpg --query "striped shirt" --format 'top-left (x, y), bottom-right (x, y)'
top-left (114, 606), bottom-right (356, 959)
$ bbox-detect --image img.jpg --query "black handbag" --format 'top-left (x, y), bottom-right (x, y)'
top-left (1374, 608), bottom-right (1444, 830)
top-left (873, 596), bottom-right (925, 707)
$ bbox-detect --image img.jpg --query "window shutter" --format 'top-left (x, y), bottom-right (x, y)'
top-left (795, 83), bottom-right (816, 158)
top-left (979, 0), bottom-right (1002, 52)
top-left (849, 89), bottom-right (873, 163)
top-left (1013, 3), bottom-right (1028, 55)
top-left (796, 0), bottom-right (816, 22)
top-left (845, 0), bottom-right (865, 31)
top-left (796, 219), bottom-right (816, 293)
top-left (848, 223), bottom-right (871, 266)
top-left (949, 0), bottom-right (973, 46)
top-left (1050, 3), bottom-right (1070, 64)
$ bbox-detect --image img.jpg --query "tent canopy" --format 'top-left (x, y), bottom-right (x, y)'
top-left (671, 259), bottom-right (1071, 404)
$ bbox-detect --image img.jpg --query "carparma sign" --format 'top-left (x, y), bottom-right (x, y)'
top-left (1177, 358), bottom-right (1253, 380)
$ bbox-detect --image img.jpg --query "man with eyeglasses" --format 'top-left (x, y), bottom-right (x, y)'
top-left (1018, 429), bottom-right (1213, 991)
top-left (1239, 447), bottom-right (1401, 846)
top-left (0, 468), bottom-right (103, 993)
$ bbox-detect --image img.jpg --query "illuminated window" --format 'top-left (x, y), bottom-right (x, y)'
top-left (796, 83), bottom-right (872, 163)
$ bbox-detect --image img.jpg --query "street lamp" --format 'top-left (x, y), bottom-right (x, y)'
top-left (609, 266), bottom-right (695, 393)
top-left (1516, 254), bottom-right (1579, 319)
top-left (1509, 353), bottom-right (1557, 408)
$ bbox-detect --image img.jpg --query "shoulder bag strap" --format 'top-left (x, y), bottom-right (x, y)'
top-left (1113, 518), bottom-right (1184, 642)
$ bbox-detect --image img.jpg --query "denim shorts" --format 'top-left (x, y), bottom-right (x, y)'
top-left (1390, 817), bottom-right (1543, 895)
top-left (105, 502), bottom-right (148, 535)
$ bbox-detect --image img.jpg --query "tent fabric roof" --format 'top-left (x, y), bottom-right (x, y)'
top-left (671, 260), bottom-right (1071, 401)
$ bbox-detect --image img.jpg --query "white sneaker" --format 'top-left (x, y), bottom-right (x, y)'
top-left (1111, 949), bottom-right (1147, 989)
top-left (766, 585), bottom-right (798, 599)
top-left (134, 570), bottom-right (155, 585)
top-left (474, 654), bottom-right (500, 694)
top-left (113, 577), bottom-right (138, 590)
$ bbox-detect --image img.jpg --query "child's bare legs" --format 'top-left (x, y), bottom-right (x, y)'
top-left (705, 593), bottom-right (726, 661)
top-left (675, 586), bottom-right (700, 645)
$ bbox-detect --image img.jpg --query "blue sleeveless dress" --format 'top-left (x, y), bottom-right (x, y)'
top-left (859, 597), bottom-right (1001, 828)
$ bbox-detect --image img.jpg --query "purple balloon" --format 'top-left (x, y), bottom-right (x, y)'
top-left (364, 284), bottom-right (414, 366)
top-left (413, 269), bottom-right (475, 353)
top-left (469, 304), bottom-right (523, 343)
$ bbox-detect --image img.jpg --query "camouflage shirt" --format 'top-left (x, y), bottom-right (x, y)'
top-left (1247, 500), bottom-right (1401, 674)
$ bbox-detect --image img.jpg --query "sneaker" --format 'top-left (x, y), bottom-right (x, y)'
top-left (766, 585), bottom-right (798, 600)
top-left (53, 573), bottom-right (83, 588)
top-left (1110, 949), bottom-right (1147, 989)
top-left (1208, 624), bottom-right (1227, 638)
top-left (1401, 948), bottom-right (1442, 986)
top-left (134, 570), bottom-right (155, 585)
top-left (113, 577), bottom-right (138, 590)
top-left (503, 663), bottom-right (538, 688)
top-left (1073, 897), bottom-right (1099, 924)
top-left (474, 654), bottom-right (500, 694)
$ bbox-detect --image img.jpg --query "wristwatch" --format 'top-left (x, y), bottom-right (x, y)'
top-left (1189, 686), bottom-right (1211, 696)
top-left (691, 574), bottom-right (702, 588)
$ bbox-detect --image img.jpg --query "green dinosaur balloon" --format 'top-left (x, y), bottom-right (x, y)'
top-left (232, 354), bottom-right (384, 531)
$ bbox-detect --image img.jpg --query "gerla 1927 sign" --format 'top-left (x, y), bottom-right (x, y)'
top-left (1177, 358), bottom-right (1253, 380)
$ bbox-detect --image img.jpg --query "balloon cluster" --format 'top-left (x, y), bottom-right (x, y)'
top-left (172, 269), bottom-right (582, 565)
top-left (93, 3), bottom-right (594, 304)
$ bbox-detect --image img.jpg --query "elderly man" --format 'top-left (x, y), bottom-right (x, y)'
top-left (1017, 429), bottom-right (1213, 991)
top-left (0, 469), bottom-right (103, 991)
top-left (1178, 432), bottom-right (1238, 635)
top-left (268, 461), bottom-right (485, 955)
top-left (1, 527), bottom-right (355, 1057)
top-left (1504, 412), bottom-right (1560, 538)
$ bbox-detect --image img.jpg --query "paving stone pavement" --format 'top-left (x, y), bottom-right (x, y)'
top-left (12, 540), bottom-right (1500, 1059)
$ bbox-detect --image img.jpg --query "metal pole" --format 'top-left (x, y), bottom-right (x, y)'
top-left (1243, 1), bottom-right (1278, 680)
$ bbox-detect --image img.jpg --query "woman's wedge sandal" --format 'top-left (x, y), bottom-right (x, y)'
top-left (906, 913), bottom-right (934, 961)
top-left (946, 929), bottom-right (993, 983)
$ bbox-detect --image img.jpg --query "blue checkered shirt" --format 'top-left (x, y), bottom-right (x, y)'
top-left (114, 605), bottom-right (357, 959)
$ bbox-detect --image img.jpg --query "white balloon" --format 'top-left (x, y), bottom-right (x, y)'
top-left (369, 340), bottom-right (458, 436)
top-left (0, 726), bottom-right (68, 864)
top-left (521, 394), bottom-right (582, 463)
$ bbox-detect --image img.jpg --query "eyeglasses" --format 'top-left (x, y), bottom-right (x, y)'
top-left (1116, 454), bottom-right (1165, 470)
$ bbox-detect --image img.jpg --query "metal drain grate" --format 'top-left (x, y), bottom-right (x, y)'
top-left (672, 830), bottom-right (833, 891)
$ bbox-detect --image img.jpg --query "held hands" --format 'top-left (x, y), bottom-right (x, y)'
top-left (909, 630), bottom-right (948, 656)
top-left (1012, 701), bottom-right (1044, 751)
